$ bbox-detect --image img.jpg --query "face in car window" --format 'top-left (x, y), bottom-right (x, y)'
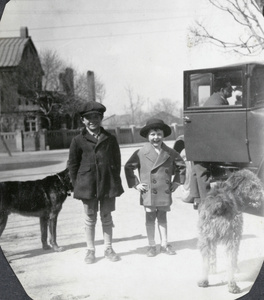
top-left (222, 82), bottom-right (233, 99)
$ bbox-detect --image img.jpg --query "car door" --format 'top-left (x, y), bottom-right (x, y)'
top-left (183, 68), bottom-right (250, 163)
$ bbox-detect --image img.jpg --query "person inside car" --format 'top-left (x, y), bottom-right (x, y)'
top-left (234, 86), bottom-right (242, 105)
top-left (203, 78), bottom-right (233, 106)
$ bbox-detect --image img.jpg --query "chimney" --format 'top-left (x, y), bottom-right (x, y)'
top-left (20, 27), bottom-right (29, 38)
top-left (87, 71), bottom-right (96, 101)
top-left (59, 68), bottom-right (74, 96)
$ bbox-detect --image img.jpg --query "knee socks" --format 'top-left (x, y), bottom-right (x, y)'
top-left (145, 211), bottom-right (156, 246)
top-left (101, 212), bottom-right (113, 250)
top-left (85, 225), bottom-right (96, 251)
top-left (157, 210), bottom-right (168, 247)
top-left (158, 223), bottom-right (168, 248)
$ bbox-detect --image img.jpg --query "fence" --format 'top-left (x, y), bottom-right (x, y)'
top-left (0, 123), bottom-right (184, 153)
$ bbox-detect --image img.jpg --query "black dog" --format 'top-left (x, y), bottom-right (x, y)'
top-left (0, 169), bottom-right (72, 252)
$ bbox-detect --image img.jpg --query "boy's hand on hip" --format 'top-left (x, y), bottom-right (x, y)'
top-left (135, 183), bottom-right (148, 193)
top-left (170, 182), bottom-right (180, 192)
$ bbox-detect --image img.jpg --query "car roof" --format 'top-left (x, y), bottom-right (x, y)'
top-left (184, 61), bottom-right (264, 73)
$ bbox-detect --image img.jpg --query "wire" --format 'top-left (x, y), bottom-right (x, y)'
top-left (34, 28), bottom-right (187, 43)
top-left (4, 9), bottom-right (197, 15)
top-left (1, 15), bottom-right (201, 33)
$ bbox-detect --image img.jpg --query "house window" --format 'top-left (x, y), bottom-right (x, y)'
top-left (25, 116), bottom-right (37, 131)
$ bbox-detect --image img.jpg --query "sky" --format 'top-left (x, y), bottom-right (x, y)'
top-left (0, 0), bottom-right (263, 117)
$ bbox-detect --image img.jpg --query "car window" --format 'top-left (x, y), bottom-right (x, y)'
top-left (188, 70), bottom-right (243, 108)
top-left (189, 73), bottom-right (212, 107)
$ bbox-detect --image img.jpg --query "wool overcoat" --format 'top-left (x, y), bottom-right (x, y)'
top-left (125, 142), bottom-right (186, 207)
top-left (68, 127), bottom-right (124, 201)
top-left (203, 92), bottom-right (229, 106)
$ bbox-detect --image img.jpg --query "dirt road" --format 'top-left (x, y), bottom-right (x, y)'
top-left (0, 145), bottom-right (263, 300)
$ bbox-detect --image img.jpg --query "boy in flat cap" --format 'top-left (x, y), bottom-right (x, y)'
top-left (68, 101), bottom-right (124, 264)
top-left (125, 118), bottom-right (186, 257)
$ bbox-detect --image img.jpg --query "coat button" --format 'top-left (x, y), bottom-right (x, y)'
top-left (165, 190), bottom-right (170, 194)
top-left (152, 189), bottom-right (157, 194)
top-left (153, 179), bottom-right (157, 184)
top-left (166, 180), bottom-right (170, 184)
top-left (165, 169), bottom-right (169, 174)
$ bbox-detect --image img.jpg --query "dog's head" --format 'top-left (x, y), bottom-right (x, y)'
top-left (57, 168), bottom-right (73, 195)
top-left (226, 169), bottom-right (264, 210)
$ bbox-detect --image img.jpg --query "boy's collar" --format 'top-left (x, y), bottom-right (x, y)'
top-left (86, 127), bottom-right (101, 138)
top-left (150, 143), bottom-right (162, 153)
top-left (143, 142), bottom-right (164, 152)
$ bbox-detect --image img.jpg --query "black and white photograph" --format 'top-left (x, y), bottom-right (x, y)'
top-left (0, 1), bottom-right (264, 299)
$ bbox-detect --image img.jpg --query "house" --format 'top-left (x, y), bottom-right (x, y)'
top-left (0, 27), bottom-right (44, 132)
top-left (102, 114), bottom-right (132, 128)
top-left (151, 111), bottom-right (182, 125)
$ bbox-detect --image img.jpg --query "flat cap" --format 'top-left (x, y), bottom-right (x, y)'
top-left (79, 101), bottom-right (106, 117)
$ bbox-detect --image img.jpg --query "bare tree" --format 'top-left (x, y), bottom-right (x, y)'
top-left (56, 70), bottom-right (106, 129)
top-left (40, 49), bottom-right (67, 91)
top-left (147, 98), bottom-right (182, 125)
top-left (40, 49), bottom-right (106, 103)
top-left (95, 76), bottom-right (106, 104)
top-left (150, 98), bottom-right (179, 115)
top-left (188, 0), bottom-right (264, 55)
top-left (74, 72), bottom-right (106, 103)
top-left (124, 86), bottom-right (145, 125)
top-left (39, 50), bottom-right (106, 128)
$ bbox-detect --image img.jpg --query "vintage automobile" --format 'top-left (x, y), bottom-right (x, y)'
top-left (174, 62), bottom-right (264, 206)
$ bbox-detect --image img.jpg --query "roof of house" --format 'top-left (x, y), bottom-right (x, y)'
top-left (0, 37), bottom-right (33, 67)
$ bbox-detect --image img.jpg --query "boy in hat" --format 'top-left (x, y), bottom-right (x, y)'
top-left (125, 118), bottom-right (185, 257)
top-left (68, 101), bottom-right (124, 264)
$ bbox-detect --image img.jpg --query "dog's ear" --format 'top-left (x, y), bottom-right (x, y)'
top-left (227, 174), bottom-right (245, 190)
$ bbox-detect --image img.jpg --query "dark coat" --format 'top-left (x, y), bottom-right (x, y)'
top-left (203, 92), bottom-right (229, 106)
top-left (125, 143), bottom-right (186, 207)
top-left (68, 127), bottom-right (124, 201)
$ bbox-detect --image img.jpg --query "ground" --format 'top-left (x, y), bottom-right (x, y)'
top-left (0, 143), bottom-right (264, 300)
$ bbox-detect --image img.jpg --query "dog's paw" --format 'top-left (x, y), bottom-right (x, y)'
top-left (228, 281), bottom-right (241, 294)
top-left (197, 280), bottom-right (209, 288)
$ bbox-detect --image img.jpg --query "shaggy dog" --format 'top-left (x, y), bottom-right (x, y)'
top-left (197, 169), bottom-right (264, 293)
top-left (0, 169), bottom-right (72, 252)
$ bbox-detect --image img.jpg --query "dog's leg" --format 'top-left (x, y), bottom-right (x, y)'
top-left (40, 216), bottom-right (52, 250)
top-left (198, 239), bottom-right (210, 288)
top-left (226, 241), bottom-right (241, 294)
top-left (210, 242), bottom-right (217, 274)
top-left (234, 218), bottom-right (243, 274)
top-left (0, 212), bottom-right (8, 237)
top-left (49, 215), bottom-right (64, 252)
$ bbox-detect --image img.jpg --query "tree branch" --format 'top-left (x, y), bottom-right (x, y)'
top-left (188, 0), bottom-right (264, 55)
